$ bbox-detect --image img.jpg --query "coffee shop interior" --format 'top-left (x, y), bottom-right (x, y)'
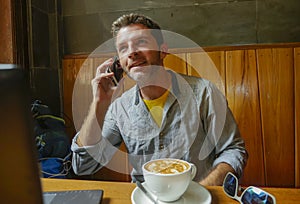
top-left (1, 0), bottom-right (300, 199)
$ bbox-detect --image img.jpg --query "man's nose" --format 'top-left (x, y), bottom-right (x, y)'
top-left (127, 45), bottom-right (138, 59)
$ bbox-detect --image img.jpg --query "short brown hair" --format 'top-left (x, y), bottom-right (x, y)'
top-left (111, 13), bottom-right (164, 45)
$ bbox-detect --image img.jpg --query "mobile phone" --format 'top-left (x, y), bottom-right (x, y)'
top-left (106, 56), bottom-right (124, 86)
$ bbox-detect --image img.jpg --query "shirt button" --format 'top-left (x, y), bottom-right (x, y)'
top-left (159, 144), bottom-right (164, 149)
top-left (159, 132), bottom-right (163, 137)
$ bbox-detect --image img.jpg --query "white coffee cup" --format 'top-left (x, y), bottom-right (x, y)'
top-left (142, 158), bottom-right (197, 202)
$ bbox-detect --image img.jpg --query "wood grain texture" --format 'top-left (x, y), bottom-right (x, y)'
top-left (295, 48), bottom-right (300, 188)
top-left (0, 0), bottom-right (14, 63)
top-left (42, 178), bottom-right (300, 204)
top-left (226, 50), bottom-right (265, 186)
top-left (257, 48), bottom-right (295, 187)
top-left (187, 51), bottom-right (225, 95)
top-left (164, 53), bottom-right (187, 74)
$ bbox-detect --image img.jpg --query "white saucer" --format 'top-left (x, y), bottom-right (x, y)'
top-left (131, 181), bottom-right (212, 204)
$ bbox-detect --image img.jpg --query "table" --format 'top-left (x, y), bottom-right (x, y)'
top-left (42, 178), bottom-right (300, 204)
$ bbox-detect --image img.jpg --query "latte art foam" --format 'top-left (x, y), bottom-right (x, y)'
top-left (145, 160), bottom-right (189, 174)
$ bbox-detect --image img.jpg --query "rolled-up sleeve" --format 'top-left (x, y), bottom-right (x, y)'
top-left (71, 133), bottom-right (119, 175)
top-left (71, 103), bottom-right (122, 176)
top-left (212, 108), bottom-right (248, 178)
top-left (202, 82), bottom-right (248, 178)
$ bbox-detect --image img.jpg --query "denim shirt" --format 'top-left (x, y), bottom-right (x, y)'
top-left (71, 71), bottom-right (248, 182)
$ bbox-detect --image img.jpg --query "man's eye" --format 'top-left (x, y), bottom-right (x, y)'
top-left (137, 39), bottom-right (147, 44)
top-left (118, 46), bottom-right (127, 53)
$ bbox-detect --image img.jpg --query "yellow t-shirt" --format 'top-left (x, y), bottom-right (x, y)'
top-left (143, 90), bottom-right (169, 127)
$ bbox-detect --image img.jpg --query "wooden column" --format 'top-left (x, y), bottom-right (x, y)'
top-left (295, 47), bottom-right (300, 187)
top-left (0, 0), bottom-right (14, 63)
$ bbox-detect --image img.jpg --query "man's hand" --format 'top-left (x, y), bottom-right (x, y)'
top-left (199, 162), bottom-right (235, 186)
top-left (92, 58), bottom-right (118, 103)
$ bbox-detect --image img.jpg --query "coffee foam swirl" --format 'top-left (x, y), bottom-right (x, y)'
top-left (145, 160), bottom-right (189, 174)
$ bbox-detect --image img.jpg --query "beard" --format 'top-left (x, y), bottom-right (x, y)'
top-left (126, 64), bottom-right (167, 87)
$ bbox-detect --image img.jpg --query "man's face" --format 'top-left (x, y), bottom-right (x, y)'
top-left (115, 24), bottom-right (165, 82)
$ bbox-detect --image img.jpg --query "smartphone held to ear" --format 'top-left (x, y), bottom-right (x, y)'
top-left (106, 56), bottom-right (124, 86)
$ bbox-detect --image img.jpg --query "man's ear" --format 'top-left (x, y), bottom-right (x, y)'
top-left (159, 43), bottom-right (168, 59)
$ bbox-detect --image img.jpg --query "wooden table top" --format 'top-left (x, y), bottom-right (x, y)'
top-left (41, 178), bottom-right (300, 204)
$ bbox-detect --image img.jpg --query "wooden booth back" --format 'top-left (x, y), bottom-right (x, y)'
top-left (62, 43), bottom-right (300, 187)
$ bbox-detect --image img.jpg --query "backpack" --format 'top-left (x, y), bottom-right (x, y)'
top-left (31, 100), bottom-right (71, 178)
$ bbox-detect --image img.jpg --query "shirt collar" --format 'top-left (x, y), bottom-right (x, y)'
top-left (134, 70), bottom-right (181, 105)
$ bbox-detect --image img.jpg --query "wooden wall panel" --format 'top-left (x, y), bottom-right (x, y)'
top-left (257, 48), bottom-right (295, 187)
top-left (295, 48), bottom-right (300, 187)
top-left (187, 51), bottom-right (225, 95)
top-left (208, 51), bottom-right (226, 95)
top-left (62, 58), bottom-right (76, 139)
top-left (93, 57), bottom-right (107, 75)
top-left (164, 53), bottom-right (187, 75)
top-left (226, 50), bottom-right (265, 186)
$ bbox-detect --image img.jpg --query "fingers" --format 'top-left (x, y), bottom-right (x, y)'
top-left (91, 57), bottom-right (118, 100)
top-left (94, 58), bottom-right (118, 86)
top-left (93, 58), bottom-right (114, 86)
top-left (92, 72), bottom-right (114, 91)
top-left (95, 58), bottom-right (114, 76)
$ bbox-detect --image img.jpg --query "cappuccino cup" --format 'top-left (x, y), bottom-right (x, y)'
top-left (142, 158), bottom-right (197, 202)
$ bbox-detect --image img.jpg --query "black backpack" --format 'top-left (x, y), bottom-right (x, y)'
top-left (31, 100), bottom-right (71, 178)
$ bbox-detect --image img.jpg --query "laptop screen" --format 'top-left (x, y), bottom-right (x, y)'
top-left (0, 67), bottom-right (43, 203)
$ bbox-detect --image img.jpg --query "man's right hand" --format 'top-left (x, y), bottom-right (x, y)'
top-left (92, 58), bottom-right (118, 103)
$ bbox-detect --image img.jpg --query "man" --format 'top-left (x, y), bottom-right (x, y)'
top-left (71, 13), bottom-right (248, 185)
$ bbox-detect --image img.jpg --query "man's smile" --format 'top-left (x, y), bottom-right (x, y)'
top-left (128, 60), bottom-right (147, 70)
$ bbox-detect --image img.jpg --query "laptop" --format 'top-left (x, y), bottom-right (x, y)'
top-left (0, 65), bottom-right (103, 204)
